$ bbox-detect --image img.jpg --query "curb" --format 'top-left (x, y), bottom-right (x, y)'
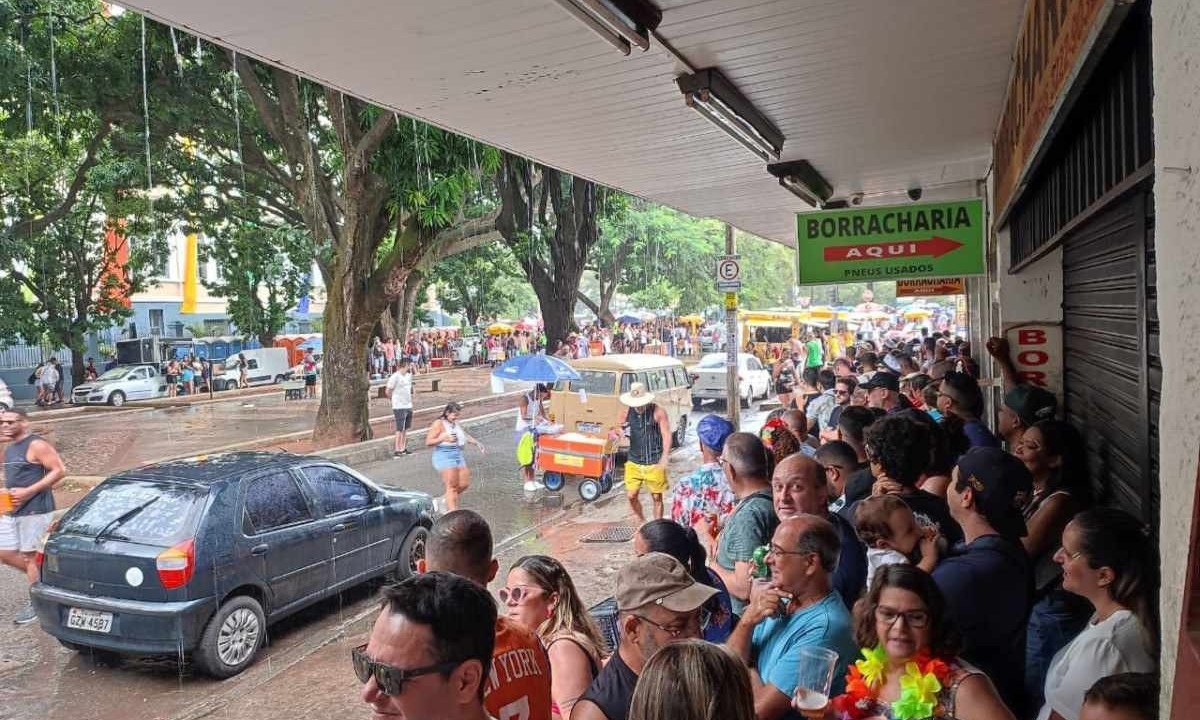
top-left (126, 390), bottom-right (522, 469)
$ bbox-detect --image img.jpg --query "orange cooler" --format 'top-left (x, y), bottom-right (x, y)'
top-left (536, 432), bottom-right (612, 476)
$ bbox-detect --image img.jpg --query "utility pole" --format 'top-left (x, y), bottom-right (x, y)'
top-left (724, 223), bottom-right (740, 430)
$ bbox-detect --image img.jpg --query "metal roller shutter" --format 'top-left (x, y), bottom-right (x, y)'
top-left (1061, 187), bottom-right (1158, 527)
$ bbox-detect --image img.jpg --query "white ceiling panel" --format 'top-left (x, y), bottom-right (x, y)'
top-left (121, 0), bottom-right (1025, 245)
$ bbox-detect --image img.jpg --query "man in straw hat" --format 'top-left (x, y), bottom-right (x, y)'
top-left (616, 382), bottom-right (673, 523)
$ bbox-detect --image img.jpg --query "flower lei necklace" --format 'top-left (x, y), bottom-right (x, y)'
top-left (831, 646), bottom-right (953, 720)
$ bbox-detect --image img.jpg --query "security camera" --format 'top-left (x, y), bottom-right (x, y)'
top-left (907, 187), bottom-right (923, 202)
top-left (850, 193), bottom-right (864, 206)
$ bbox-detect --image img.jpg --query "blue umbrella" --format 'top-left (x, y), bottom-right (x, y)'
top-left (617, 314), bottom-right (642, 325)
top-left (491, 353), bottom-right (580, 383)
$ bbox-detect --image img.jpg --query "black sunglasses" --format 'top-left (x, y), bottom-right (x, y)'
top-left (351, 644), bottom-right (462, 696)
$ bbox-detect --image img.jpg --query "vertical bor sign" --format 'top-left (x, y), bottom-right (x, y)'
top-left (795, 200), bottom-right (985, 285)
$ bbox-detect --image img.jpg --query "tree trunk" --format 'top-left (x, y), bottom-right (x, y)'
top-left (377, 306), bottom-right (396, 341)
top-left (313, 286), bottom-right (374, 443)
top-left (68, 338), bottom-right (86, 386)
top-left (396, 271), bottom-right (424, 339)
top-left (258, 330), bottom-right (276, 348)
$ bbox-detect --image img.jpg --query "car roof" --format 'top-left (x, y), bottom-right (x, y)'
top-left (570, 354), bottom-right (685, 372)
top-left (116, 451), bottom-right (320, 487)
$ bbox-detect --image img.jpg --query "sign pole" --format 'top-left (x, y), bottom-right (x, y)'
top-left (725, 223), bottom-right (740, 430)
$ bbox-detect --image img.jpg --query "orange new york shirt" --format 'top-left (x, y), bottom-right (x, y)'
top-left (484, 617), bottom-right (553, 720)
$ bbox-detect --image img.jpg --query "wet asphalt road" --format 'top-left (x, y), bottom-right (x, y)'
top-left (0, 399), bottom-right (772, 720)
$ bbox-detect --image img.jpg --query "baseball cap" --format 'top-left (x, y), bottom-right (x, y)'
top-left (860, 372), bottom-right (900, 392)
top-left (615, 553), bottom-right (719, 612)
top-left (955, 447), bottom-right (1033, 540)
top-left (1004, 384), bottom-right (1057, 427)
top-left (696, 414), bottom-right (735, 453)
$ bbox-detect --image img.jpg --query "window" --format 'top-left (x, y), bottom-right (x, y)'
top-left (620, 372), bottom-right (650, 393)
top-left (672, 368), bottom-right (688, 387)
top-left (244, 472), bottom-right (313, 533)
top-left (246, 359), bottom-right (259, 370)
top-left (131, 368), bottom-right (148, 379)
top-left (559, 370), bottom-right (616, 395)
top-left (749, 358), bottom-right (763, 371)
top-left (204, 319), bottom-right (230, 335)
top-left (149, 309), bottom-right (165, 334)
top-left (59, 479), bottom-right (202, 545)
top-left (697, 354), bottom-right (725, 369)
top-left (301, 466), bottom-right (371, 515)
top-left (647, 369), bottom-right (669, 393)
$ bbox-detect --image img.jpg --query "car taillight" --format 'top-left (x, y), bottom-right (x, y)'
top-left (34, 518), bottom-right (60, 571)
top-left (157, 539), bottom-right (195, 589)
top-left (689, 374), bottom-right (699, 382)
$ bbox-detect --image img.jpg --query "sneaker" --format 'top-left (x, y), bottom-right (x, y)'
top-left (400, 449), bottom-right (412, 456)
top-left (393, 451), bottom-right (404, 458)
top-left (523, 481), bottom-right (542, 492)
top-left (432, 496), bottom-right (447, 514)
top-left (13, 604), bottom-right (36, 625)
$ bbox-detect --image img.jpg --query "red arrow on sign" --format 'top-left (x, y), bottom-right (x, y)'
top-left (823, 236), bottom-right (964, 262)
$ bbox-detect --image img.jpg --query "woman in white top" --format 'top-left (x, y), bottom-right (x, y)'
top-left (425, 402), bottom-right (485, 512)
top-left (1037, 508), bottom-right (1156, 720)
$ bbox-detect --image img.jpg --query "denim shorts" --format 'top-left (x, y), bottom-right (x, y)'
top-left (432, 445), bottom-right (466, 471)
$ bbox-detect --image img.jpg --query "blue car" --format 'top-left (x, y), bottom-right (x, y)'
top-left (32, 451), bottom-right (432, 678)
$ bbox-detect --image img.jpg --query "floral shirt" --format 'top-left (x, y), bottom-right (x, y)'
top-left (670, 462), bottom-right (737, 531)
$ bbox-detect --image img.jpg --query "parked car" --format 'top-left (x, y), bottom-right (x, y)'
top-left (70, 365), bottom-right (168, 407)
top-left (211, 348), bottom-right (292, 391)
top-left (697, 325), bottom-right (726, 353)
top-left (31, 451), bottom-right (432, 678)
top-left (687, 353), bottom-right (771, 409)
top-left (0, 377), bottom-right (11, 410)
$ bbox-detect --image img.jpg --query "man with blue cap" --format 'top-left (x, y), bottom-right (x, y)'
top-left (670, 414), bottom-right (736, 541)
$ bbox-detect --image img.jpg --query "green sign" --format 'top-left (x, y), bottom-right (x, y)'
top-left (795, 199), bottom-right (985, 285)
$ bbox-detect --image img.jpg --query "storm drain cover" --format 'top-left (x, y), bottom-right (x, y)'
top-left (579, 526), bottom-right (637, 543)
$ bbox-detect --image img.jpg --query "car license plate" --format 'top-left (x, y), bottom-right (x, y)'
top-left (66, 607), bottom-right (113, 634)
top-left (577, 422), bottom-right (602, 434)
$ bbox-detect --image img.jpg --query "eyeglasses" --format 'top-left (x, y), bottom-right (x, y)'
top-left (766, 542), bottom-right (814, 558)
top-left (834, 390), bottom-right (850, 396)
top-left (351, 644), bottom-right (462, 696)
top-left (875, 606), bottom-right (930, 629)
top-left (631, 610), bottom-right (710, 638)
top-left (498, 585), bottom-right (542, 605)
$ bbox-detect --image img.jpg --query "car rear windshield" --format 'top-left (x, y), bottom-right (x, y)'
top-left (58, 479), bottom-right (205, 545)
top-left (555, 370), bottom-right (616, 395)
top-left (697, 355), bottom-right (725, 369)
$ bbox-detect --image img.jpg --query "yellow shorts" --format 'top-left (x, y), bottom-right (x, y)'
top-left (625, 461), bottom-right (668, 495)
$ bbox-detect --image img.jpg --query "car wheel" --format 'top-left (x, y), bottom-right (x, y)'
top-left (273, 375), bottom-right (284, 384)
top-left (194, 595), bottom-right (265, 679)
top-left (740, 392), bottom-right (751, 409)
top-left (108, 391), bottom-right (126, 407)
top-left (672, 415), bottom-right (689, 449)
top-left (391, 526), bottom-right (428, 581)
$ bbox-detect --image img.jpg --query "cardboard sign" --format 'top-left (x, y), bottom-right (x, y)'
top-left (897, 278), bottom-right (966, 297)
top-left (1003, 322), bottom-right (1063, 404)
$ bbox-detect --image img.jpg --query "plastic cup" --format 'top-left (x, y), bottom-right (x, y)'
top-left (0, 490), bottom-right (12, 515)
top-left (792, 646), bottom-right (838, 715)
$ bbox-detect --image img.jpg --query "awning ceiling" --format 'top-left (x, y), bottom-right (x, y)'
top-left (120, 0), bottom-right (1025, 246)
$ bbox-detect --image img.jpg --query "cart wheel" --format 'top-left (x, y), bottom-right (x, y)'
top-left (543, 472), bottom-right (565, 491)
top-left (599, 472), bottom-right (614, 494)
top-left (579, 479), bottom-right (601, 502)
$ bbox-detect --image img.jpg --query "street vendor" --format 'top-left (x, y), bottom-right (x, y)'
top-left (616, 382), bottom-right (672, 524)
top-left (517, 383), bottom-right (552, 492)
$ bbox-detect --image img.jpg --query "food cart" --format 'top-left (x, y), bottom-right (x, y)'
top-left (536, 431), bottom-right (617, 502)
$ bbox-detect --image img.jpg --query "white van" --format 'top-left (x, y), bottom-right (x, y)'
top-left (212, 348), bottom-right (291, 391)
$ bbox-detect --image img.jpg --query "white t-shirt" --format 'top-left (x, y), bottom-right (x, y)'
top-left (386, 371), bottom-right (413, 410)
top-left (1037, 609), bottom-right (1155, 720)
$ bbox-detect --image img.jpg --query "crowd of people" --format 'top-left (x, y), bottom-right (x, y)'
top-left (356, 328), bottom-right (1159, 720)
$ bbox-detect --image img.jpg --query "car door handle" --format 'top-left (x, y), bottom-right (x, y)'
top-left (250, 544), bottom-right (268, 556)
top-left (332, 523), bottom-right (357, 532)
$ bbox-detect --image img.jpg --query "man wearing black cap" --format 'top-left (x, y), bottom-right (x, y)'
top-left (934, 447), bottom-right (1033, 716)
top-left (860, 372), bottom-right (905, 413)
top-left (997, 383), bottom-right (1058, 449)
top-left (573, 553), bottom-right (716, 720)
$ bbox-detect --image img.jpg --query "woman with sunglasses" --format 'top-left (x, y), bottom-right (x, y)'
top-left (1035, 508), bottom-right (1156, 720)
top-left (502, 555), bottom-right (606, 719)
top-left (825, 565), bottom-right (1014, 720)
top-left (425, 401), bottom-right (485, 512)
